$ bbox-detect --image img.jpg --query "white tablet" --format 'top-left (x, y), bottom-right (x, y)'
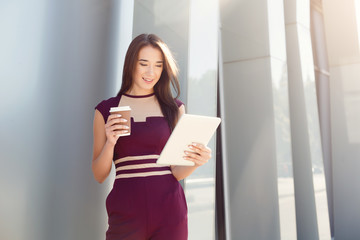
top-left (156, 114), bottom-right (221, 166)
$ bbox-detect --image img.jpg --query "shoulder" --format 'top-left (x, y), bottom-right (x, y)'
top-left (174, 98), bottom-right (184, 108)
top-left (95, 95), bottom-right (120, 122)
top-left (174, 98), bottom-right (185, 117)
top-left (95, 96), bottom-right (120, 109)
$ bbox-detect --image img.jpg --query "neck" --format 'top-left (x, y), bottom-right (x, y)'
top-left (126, 89), bottom-right (154, 96)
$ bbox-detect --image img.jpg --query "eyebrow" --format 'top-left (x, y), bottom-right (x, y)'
top-left (139, 59), bottom-right (163, 63)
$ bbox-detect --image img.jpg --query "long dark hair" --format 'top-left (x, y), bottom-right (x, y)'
top-left (117, 33), bottom-right (181, 130)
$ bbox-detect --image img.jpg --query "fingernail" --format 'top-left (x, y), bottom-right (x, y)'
top-left (124, 126), bottom-right (129, 129)
top-left (188, 145), bottom-right (194, 149)
top-left (184, 151), bottom-right (189, 155)
top-left (117, 114), bottom-right (122, 117)
top-left (122, 119), bottom-right (128, 122)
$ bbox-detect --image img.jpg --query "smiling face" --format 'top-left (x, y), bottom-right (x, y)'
top-left (129, 45), bottom-right (164, 95)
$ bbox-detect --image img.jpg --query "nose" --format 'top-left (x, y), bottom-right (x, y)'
top-left (146, 65), bottom-right (155, 76)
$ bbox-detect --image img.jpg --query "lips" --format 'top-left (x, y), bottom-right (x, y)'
top-left (142, 77), bottom-right (154, 83)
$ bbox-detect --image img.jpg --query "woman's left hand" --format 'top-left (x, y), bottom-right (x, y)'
top-left (183, 143), bottom-right (212, 167)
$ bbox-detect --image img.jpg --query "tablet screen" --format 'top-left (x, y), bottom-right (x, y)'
top-left (156, 114), bottom-right (221, 166)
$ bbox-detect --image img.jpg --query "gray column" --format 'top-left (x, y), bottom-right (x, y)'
top-left (220, 0), bottom-right (291, 238)
top-left (185, 0), bottom-right (219, 239)
top-left (0, 0), bottom-right (118, 239)
top-left (284, 0), bottom-right (331, 239)
top-left (310, 4), bottom-right (334, 237)
top-left (322, 0), bottom-right (360, 239)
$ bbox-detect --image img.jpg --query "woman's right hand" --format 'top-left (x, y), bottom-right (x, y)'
top-left (105, 114), bottom-right (129, 146)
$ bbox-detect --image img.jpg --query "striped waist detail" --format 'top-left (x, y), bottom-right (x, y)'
top-left (114, 154), bottom-right (171, 179)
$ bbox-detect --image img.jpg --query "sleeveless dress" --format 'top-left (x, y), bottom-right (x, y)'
top-left (95, 92), bottom-right (188, 240)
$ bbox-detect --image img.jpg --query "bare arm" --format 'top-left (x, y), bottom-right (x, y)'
top-left (170, 105), bottom-right (212, 181)
top-left (92, 110), bottom-right (129, 183)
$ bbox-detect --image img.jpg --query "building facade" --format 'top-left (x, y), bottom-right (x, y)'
top-left (1, 0), bottom-right (359, 239)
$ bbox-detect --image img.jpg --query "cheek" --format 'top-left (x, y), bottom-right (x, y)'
top-left (156, 68), bottom-right (163, 78)
top-left (133, 68), bottom-right (141, 78)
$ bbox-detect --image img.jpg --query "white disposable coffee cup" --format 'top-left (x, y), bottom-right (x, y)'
top-left (109, 106), bottom-right (131, 136)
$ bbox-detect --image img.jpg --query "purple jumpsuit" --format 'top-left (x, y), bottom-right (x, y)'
top-left (95, 93), bottom-right (188, 240)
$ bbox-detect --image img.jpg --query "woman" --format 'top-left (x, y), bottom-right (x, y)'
top-left (92, 33), bottom-right (211, 240)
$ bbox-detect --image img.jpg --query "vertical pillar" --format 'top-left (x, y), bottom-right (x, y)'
top-left (219, 0), bottom-right (292, 238)
top-left (284, 0), bottom-right (331, 239)
top-left (0, 1), bottom-right (48, 239)
top-left (310, 2), bottom-right (335, 237)
top-left (322, 0), bottom-right (360, 238)
top-left (112, 0), bottom-right (134, 94)
top-left (0, 0), bottom-right (118, 239)
top-left (185, 0), bottom-right (219, 239)
top-left (41, 1), bottom-right (117, 239)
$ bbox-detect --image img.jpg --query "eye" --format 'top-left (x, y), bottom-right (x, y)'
top-left (139, 63), bottom-right (147, 66)
top-left (156, 65), bottom-right (163, 68)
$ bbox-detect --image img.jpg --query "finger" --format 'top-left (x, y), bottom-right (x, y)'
top-left (105, 117), bottom-right (121, 128)
top-left (114, 130), bottom-right (129, 136)
top-left (110, 124), bottom-right (129, 131)
top-left (107, 117), bottom-right (128, 126)
top-left (183, 157), bottom-right (207, 166)
top-left (189, 143), bottom-right (211, 153)
top-left (108, 114), bottom-right (122, 121)
top-left (188, 146), bottom-right (211, 157)
top-left (188, 145), bottom-right (200, 154)
top-left (184, 150), bottom-right (211, 162)
top-left (184, 151), bottom-right (202, 160)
